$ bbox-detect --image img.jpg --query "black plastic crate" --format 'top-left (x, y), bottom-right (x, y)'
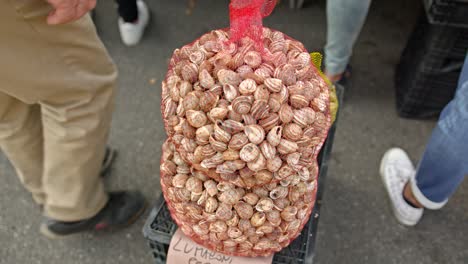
top-left (395, 13), bottom-right (468, 119)
top-left (143, 86), bottom-right (344, 264)
top-left (423, 0), bottom-right (468, 28)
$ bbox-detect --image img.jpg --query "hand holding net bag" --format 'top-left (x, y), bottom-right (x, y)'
top-left (159, 0), bottom-right (331, 257)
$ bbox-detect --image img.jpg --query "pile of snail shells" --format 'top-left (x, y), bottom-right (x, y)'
top-left (160, 139), bottom-right (318, 257)
top-left (160, 28), bottom-right (331, 256)
top-left (161, 28), bottom-right (330, 189)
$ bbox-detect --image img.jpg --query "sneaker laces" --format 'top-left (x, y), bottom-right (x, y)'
top-left (385, 162), bottom-right (414, 183)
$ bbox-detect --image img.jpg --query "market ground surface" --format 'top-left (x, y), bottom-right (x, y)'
top-left (1, 1), bottom-right (467, 263)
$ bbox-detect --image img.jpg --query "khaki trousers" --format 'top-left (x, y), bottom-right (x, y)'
top-left (0, 0), bottom-right (117, 221)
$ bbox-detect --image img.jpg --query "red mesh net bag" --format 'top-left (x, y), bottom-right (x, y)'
top-left (159, 0), bottom-right (331, 257)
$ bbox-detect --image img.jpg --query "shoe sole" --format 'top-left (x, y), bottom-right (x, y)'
top-left (40, 202), bottom-right (148, 239)
top-left (380, 149), bottom-right (418, 227)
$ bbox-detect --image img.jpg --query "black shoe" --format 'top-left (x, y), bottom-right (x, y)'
top-left (40, 191), bottom-right (147, 238)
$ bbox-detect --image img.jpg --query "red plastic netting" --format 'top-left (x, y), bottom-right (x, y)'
top-left (229, 0), bottom-right (277, 50)
top-left (158, 0), bottom-right (331, 257)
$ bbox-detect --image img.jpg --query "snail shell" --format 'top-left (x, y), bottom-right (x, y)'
top-left (244, 50), bottom-right (262, 68)
top-left (254, 170), bottom-right (273, 185)
top-left (160, 160), bottom-right (177, 176)
top-left (204, 180), bottom-right (218, 197)
top-left (238, 219), bottom-right (253, 232)
top-left (205, 197), bottom-right (218, 213)
top-left (227, 227), bottom-right (243, 239)
top-left (270, 186), bottom-right (289, 200)
top-left (264, 78), bottom-right (283, 93)
top-left (247, 153), bottom-right (266, 172)
top-left (219, 188), bottom-right (241, 205)
top-left (222, 149), bottom-right (240, 161)
top-left (242, 114), bottom-right (256, 126)
top-left (254, 84), bottom-right (270, 101)
top-left (255, 197), bottom-right (275, 212)
top-left (200, 144), bottom-right (216, 159)
top-left (277, 139), bottom-right (299, 155)
top-left (256, 222), bottom-right (275, 235)
top-left (214, 120), bottom-right (231, 143)
top-left (189, 50), bottom-right (206, 65)
top-left (234, 201), bottom-right (254, 220)
top-left (199, 91), bottom-right (218, 112)
top-left (228, 133), bottom-right (249, 151)
top-left (193, 223), bottom-right (209, 236)
top-left (260, 141), bottom-right (276, 160)
top-left (239, 166), bottom-right (255, 179)
top-left (254, 68), bottom-right (271, 82)
top-left (267, 126), bottom-right (282, 146)
top-left (239, 143), bottom-right (260, 163)
top-left (218, 69), bottom-right (241, 86)
top-left (181, 62), bottom-right (199, 83)
top-left (174, 188), bottom-right (191, 202)
top-left (182, 120), bottom-right (196, 139)
top-left (228, 108), bottom-right (243, 122)
top-left (250, 212), bottom-right (266, 227)
top-left (250, 100), bottom-right (270, 120)
top-left (239, 79), bottom-right (257, 95)
top-left (221, 119), bottom-right (245, 134)
top-left (199, 69), bottom-right (215, 89)
top-left (163, 99), bottom-right (177, 119)
top-left (199, 60), bottom-right (214, 75)
top-left (185, 177), bottom-right (203, 195)
top-left (172, 173), bottom-right (189, 188)
top-left (266, 155), bottom-right (282, 172)
top-left (268, 96), bottom-right (282, 113)
top-left (223, 84), bottom-right (238, 102)
top-left (243, 193), bottom-right (260, 206)
top-left (237, 65), bottom-right (253, 78)
top-left (200, 152), bottom-right (224, 169)
top-left (280, 206), bottom-right (298, 222)
top-left (209, 134), bottom-right (228, 152)
top-left (226, 212), bottom-right (240, 227)
top-left (244, 125), bottom-right (265, 145)
top-left (181, 138), bottom-right (197, 153)
top-left (283, 123), bottom-right (303, 141)
top-left (195, 125), bottom-right (213, 145)
top-left (258, 113), bottom-right (279, 131)
top-left (290, 94), bottom-right (309, 109)
top-left (186, 110), bottom-right (207, 128)
top-left (210, 220), bottom-right (228, 233)
top-left (278, 104), bottom-right (293, 126)
top-left (286, 152), bottom-right (301, 167)
top-left (208, 107), bottom-right (228, 123)
top-left (232, 96), bottom-right (253, 115)
top-left (215, 203), bottom-right (233, 221)
top-left (197, 190), bottom-right (209, 205)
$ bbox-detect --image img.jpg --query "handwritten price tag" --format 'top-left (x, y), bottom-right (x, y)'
top-left (167, 228), bottom-right (274, 264)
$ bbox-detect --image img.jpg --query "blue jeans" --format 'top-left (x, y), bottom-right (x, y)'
top-left (325, 0), bottom-right (371, 75)
top-left (410, 55), bottom-right (468, 209)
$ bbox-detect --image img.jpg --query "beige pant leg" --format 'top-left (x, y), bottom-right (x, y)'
top-left (1, 0), bottom-right (118, 221)
top-left (0, 94), bottom-right (45, 204)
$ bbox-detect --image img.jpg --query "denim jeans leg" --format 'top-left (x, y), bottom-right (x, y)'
top-left (325, 0), bottom-right (371, 75)
top-left (410, 55), bottom-right (468, 209)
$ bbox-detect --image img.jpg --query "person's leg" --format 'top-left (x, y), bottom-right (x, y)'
top-left (116, 0), bottom-right (150, 46)
top-left (0, 94), bottom-right (45, 204)
top-left (116, 0), bottom-right (138, 22)
top-left (0, 1), bottom-right (115, 221)
top-left (408, 55), bottom-right (468, 209)
top-left (381, 55), bottom-right (468, 226)
top-left (325, 0), bottom-right (371, 82)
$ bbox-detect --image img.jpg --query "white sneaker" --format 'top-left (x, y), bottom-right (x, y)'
top-left (380, 148), bottom-right (423, 226)
top-left (118, 0), bottom-right (150, 46)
